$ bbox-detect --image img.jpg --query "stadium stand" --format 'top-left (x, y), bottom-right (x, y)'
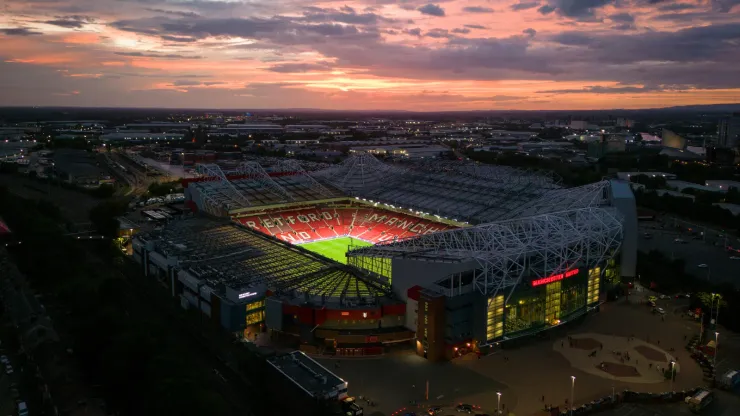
top-left (235, 206), bottom-right (454, 244)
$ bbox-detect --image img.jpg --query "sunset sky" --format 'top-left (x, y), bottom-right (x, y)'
top-left (1, 0), bottom-right (739, 110)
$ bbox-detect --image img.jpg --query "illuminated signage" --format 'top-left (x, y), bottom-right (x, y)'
top-left (340, 312), bottom-right (350, 316)
top-left (238, 291), bottom-right (258, 300)
top-left (531, 269), bottom-right (579, 287)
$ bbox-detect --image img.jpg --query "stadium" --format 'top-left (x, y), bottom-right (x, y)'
top-left (132, 153), bottom-right (636, 361)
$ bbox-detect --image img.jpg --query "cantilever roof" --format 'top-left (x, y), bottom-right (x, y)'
top-left (137, 217), bottom-right (394, 306)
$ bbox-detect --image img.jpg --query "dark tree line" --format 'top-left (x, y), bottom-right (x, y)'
top-left (0, 187), bottom-right (232, 415)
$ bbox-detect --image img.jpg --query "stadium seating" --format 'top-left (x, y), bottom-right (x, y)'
top-left (235, 205), bottom-right (455, 244)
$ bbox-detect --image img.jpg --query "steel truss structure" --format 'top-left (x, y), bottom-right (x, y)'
top-left (194, 164), bottom-right (251, 215)
top-left (275, 159), bottom-right (336, 199)
top-left (311, 152), bottom-right (406, 195)
top-left (346, 206), bottom-right (624, 305)
top-left (329, 155), bottom-right (565, 223)
top-left (232, 161), bottom-right (294, 203)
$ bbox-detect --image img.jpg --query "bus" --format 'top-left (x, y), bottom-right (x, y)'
top-left (686, 389), bottom-right (714, 413)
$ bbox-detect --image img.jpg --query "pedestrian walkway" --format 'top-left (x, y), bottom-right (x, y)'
top-left (555, 333), bottom-right (679, 384)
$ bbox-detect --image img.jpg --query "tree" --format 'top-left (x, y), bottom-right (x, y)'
top-left (89, 200), bottom-right (128, 238)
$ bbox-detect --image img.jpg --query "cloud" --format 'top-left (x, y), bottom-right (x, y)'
top-left (609, 13), bottom-right (634, 23)
top-left (657, 3), bottom-right (697, 11)
top-left (44, 16), bottom-right (95, 28)
top-left (452, 27), bottom-right (471, 34)
top-left (266, 62), bottom-right (334, 73)
top-left (537, 85), bottom-right (660, 94)
top-left (464, 24), bottom-right (488, 29)
top-left (418, 4), bottom-right (446, 16)
top-left (511, 1), bottom-right (541, 10)
top-left (462, 6), bottom-right (495, 13)
top-left (539, 0), bottom-right (614, 19)
top-left (405, 28), bottom-right (423, 36)
top-left (523, 28), bottom-right (537, 37)
top-left (160, 35), bottom-right (198, 42)
top-left (425, 28), bottom-right (452, 38)
top-left (538, 5), bottom-right (556, 14)
top-left (145, 8), bottom-right (201, 18)
top-left (114, 52), bottom-right (203, 59)
top-left (0, 27), bottom-right (43, 36)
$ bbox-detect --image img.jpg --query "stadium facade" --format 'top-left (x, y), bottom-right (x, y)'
top-left (132, 154), bottom-right (636, 361)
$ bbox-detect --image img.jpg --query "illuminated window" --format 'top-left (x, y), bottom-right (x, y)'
top-left (545, 281), bottom-right (561, 323)
top-left (588, 267), bottom-right (601, 305)
top-left (486, 295), bottom-right (504, 340)
top-left (246, 310), bottom-right (264, 325)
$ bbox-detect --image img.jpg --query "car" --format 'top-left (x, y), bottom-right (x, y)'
top-left (428, 407), bottom-right (443, 415)
top-left (648, 300), bottom-right (656, 307)
top-left (730, 256), bottom-right (740, 260)
top-left (653, 307), bottom-right (665, 315)
top-left (5, 366), bottom-right (13, 375)
top-left (0, 355), bottom-right (8, 364)
top-left (659, 295), bottom-right (670, 299)
top-left (697, 264), bottom-right (708, 268)
top-left (456, 404), bottom-right (475, 413)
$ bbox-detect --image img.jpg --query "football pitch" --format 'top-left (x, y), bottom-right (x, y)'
top-left (298, 237), bottom-right (373, 264)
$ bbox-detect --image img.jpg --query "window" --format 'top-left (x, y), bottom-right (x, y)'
top-left (588, 267), bottom-right (601, 305)
top-left (486, 295), bottom-right (504, 340)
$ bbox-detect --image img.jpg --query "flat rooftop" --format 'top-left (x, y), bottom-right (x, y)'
top-left (267, 351), bottom-right (345, 398)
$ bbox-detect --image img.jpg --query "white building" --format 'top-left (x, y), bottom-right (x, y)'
top-left (705, 180), bottom-right (740, 192)
top-left (666, 180), bottom-right (725, 193)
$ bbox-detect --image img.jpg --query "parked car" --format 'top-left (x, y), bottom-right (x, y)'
top-left (697, 264), bottom-right (708, 268)
top-left (456, 404), bottom-right (474, 413)
top-left (428, 407), bottom-right (443, 415)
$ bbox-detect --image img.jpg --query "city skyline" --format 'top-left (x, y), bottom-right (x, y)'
top-left (1, 0), bottom-right (739, 110)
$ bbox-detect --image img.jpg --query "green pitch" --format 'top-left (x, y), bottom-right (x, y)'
top-left (299, 237), bottom-right (373, 264)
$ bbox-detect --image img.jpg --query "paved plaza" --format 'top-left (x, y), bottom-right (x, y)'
top-left (319, 296), bottom-right (710, 416)
top-left (556, 333), bottom-right (680, 383)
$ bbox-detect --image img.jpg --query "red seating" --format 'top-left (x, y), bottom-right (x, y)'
top-left (234, 206), bottom-right (454, 244)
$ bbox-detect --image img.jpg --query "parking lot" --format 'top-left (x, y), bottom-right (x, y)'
top-left (638, 219), bottom-right (740, 287)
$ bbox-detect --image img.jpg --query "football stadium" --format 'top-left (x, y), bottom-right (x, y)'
top-left (132, 153), bottom-right (636, 361)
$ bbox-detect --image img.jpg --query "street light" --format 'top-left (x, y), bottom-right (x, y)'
top-left (714, 332), bottom-right (719, 367)
top-left (570, 376), bottom-right (576, 416)
top-left (496, 391), bottom-right (501, 415)
top-left (669, 361), bottom-right (675, 391)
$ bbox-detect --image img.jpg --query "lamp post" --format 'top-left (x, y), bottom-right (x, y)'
top-left (669, 361), bottom-right (675, 391)
top-left (497, 391), bottom-right (502, 415)
top-left (570, 376), bottom-right (576, 416)
top-left (714, 332), bottom-right (719, 367)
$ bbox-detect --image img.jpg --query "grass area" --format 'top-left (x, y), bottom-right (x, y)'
top-left (298, 237), bottom-right (373, 264)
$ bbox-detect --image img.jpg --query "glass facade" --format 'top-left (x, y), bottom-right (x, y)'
top-left (560, 278), bottom-right (586, 317)
top-left (245, 298), bottom-right (266, 326)
top-left (486, 295), bottom-right (504, 340)
top-left (588, 267), bottom-right (601, 305)
top-left (505, 292), bottom-right (545, 334)
top-left (545, 281), bottom-right (561, 323)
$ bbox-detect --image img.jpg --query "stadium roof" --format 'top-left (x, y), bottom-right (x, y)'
top-left (137, 217), bottom-right (394, 306)
top-left (347, 181), bottom-right (624, 299)
top-left (187, 153), bottom-right (572, 223)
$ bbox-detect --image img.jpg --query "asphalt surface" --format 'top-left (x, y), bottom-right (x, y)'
top-left (638, 218), bottom-right (740, 288)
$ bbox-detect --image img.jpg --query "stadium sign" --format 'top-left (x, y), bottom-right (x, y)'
top-left (238, 291), bottom-right (259, 299)
top-left (531, 269), bottom-right (579, 287)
